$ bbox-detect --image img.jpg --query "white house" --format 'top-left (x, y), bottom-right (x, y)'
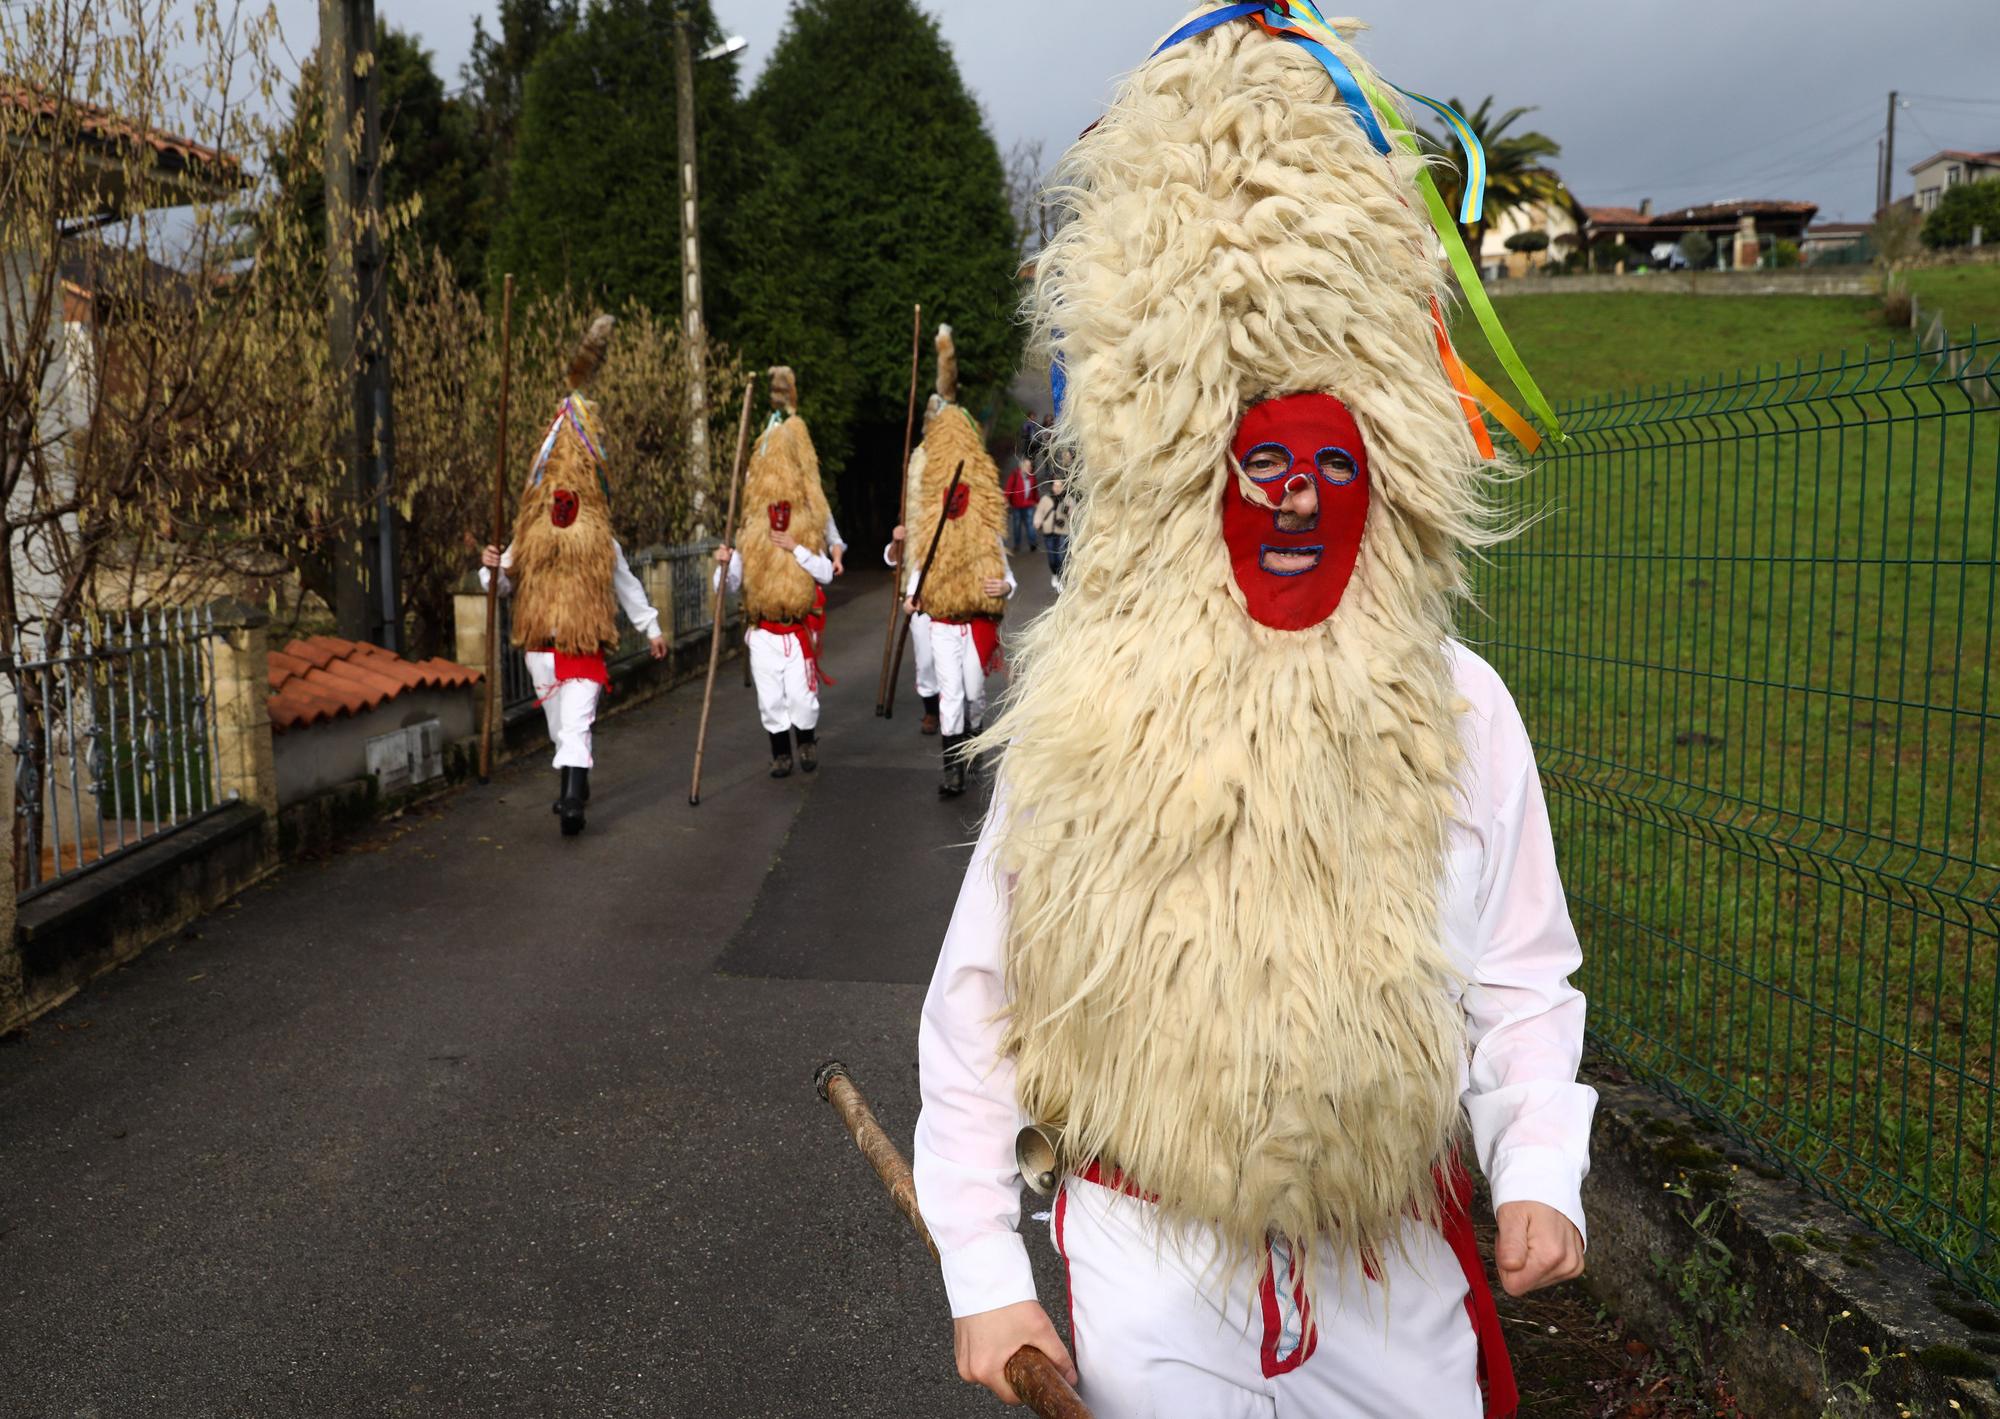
top-left (1909, 149), bottom-right (2000, 215)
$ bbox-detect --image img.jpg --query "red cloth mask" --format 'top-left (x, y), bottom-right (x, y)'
top-left (1222, 392), bottom-right (1370, 632)
top-left (767, 501), bottom-right (793, 532)
top-left (550, 489), bottom-right (579, 529)
top-left (944, 485), bottom-right (970, 521)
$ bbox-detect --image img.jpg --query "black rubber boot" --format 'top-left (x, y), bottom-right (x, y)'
top-left (556, 767), bottom-right (587, 836)
top-left (938, 733), bottom-right (969, 799)
top-left (578, 767), bottom-right (590, 804)
top-left (796, 726), bottom-right (818, 774)
top-left (551, 770), bottom-right (565, 815)
top-left (769, 729), bottom-right (793, 779)
top-left (920, 694), bottom-right (940, 737)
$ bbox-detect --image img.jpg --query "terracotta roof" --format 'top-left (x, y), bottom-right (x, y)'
top-left (1908, 149), bottom-right (2000, 174)
top-left (1650, 199), bottom-right (1819, 224)
top-left (0, 85), bottom-right (236, 170)
top-left (1805, 222), bottom-right (1872, 236)
top-left (1584, 205), bottom-right (1653, 228)
top-left (268, 636), bottom-right (481, 733)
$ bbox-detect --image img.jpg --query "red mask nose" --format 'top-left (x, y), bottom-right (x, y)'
top-left (767, 501), bottom-right (792, 532)
top-left (1221, 392), bottom-right (1370, 632)
top-left (550, 489), bottom-right (579, 529)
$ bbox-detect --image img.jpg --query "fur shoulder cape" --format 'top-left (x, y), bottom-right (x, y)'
top-left (987, 9), bottom-right (1504, 1278)
top-left (510, 401), bottom-right (618, 654)
top-left (736, 413), bottom-right (831, 624)
top-left (910, 405), bottom-right (1007, 621)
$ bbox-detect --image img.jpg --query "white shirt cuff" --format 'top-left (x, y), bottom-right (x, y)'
top-left (1485, 1143), bottom-right (1589, 1251)
top-left (938, 1231), bottom-right (1039, 1318)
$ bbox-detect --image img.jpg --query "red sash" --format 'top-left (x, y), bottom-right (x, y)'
top-left (551, 651), bottom-right (609, 686)
top-left (937, 615), bottom-right (1003, 675)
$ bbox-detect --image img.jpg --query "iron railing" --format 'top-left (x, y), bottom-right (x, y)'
top-left (2, 609), bottom-right (227, 899)
top-left (499, 540), bottom-right (732, 712)
top-left (1482, 333), bottom-right (2000, 1296)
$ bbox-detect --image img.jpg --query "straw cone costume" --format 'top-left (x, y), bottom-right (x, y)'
top-left (717, 367), bottom-right (836, 777)
top-left (883, 440), bottom-right (940, 735)
top-left (481, 316), bottom-right (661, 836)
top-left (903, 326), bottom-right (1013, 796)
top-left (912, 11), bottom-right (1595, 1417)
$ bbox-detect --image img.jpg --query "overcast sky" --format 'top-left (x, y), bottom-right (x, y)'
top-left (260, 0), bottom-right (2000, 224)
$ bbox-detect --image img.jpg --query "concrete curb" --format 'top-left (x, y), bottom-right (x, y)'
top-left (1586, 1071), bottom-right (2000, 1416)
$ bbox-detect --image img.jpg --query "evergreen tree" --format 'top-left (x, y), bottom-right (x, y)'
top-left (492, 0), bottom-right (747, 323)
top-left (269, 24), bottom-right (482, 280)
top-left (732, 0), bottom-right (1024, 538)
top-left (461, 0), bottom-right (580, 286)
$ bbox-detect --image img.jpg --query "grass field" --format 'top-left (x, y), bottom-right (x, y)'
top-left (1905, 264), bottom-right (2000, 343)
top-left (1458, 291), bottom-right (2000, 1296)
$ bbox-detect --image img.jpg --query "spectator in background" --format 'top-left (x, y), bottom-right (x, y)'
top-left (1003, 441), bottom-right (1040, 554)
top-left (1033, 469), bottom-right (1071, 592)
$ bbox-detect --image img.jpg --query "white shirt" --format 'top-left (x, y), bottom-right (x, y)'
top-left (912, 642), bottom-right (1597, 1319)
top-left (479, 540), bottom-right (661, 641)
top-left (715, 543), bottom-right (836, 595)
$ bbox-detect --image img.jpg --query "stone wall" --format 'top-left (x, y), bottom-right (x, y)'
top-left (1487, 270), bottom-right (1882, 298)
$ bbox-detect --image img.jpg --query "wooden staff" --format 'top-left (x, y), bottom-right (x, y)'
top-left (813, 1062), bottom-right (1093, 1419)
top-left (876, 303), bottom-right (924, 716)
top-left (478, 273), bottom-right (516, 784)
top-left (884, 459), bottom-right (962, 718)
top-left (688, 376), bottom-right (759, 807)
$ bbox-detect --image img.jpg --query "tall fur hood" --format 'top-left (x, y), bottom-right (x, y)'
top-left (736, 410), bottom-right (831, 623)
top-left (987, 9), bottom-right (1504, 1278)
top-left (510, 397), bottom-right (618, 654)
top-left (910, 400), bottom-right (1007, 621)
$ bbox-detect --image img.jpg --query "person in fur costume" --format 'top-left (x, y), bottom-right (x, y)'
top-left (882, 439), bottom-right (941, 735)
top-left (714, 366), bottom-right (837, 777)
top-left (911, 11), bottom-right (1594, 1417)
top-left (887, 326), bottom-right (1014, 797)
top-left (481, 316), bottom-right (667, 836)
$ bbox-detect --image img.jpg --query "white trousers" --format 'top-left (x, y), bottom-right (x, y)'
top-left (927, 620), bottom-right (987, 736)
top-left (909, 611), bottom-right (938, 698)
top-left (525, 652), bottom-right (601, 770)
top-left (748, 626), bottom-right (819, 735)
top-left (1054, 1176), bottom-right (1488, 1419)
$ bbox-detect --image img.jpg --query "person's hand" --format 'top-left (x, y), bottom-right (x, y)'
top-left (1493, 1201), bottom-right (1584, 1297)
top-left (770, 530), bottom-right (799, 553)
top-left (647, 635), bottom-right (668, 661)
top-left (892, 524), bottom-right (907, 543)
top-left (832, 549), bottom-right (846, 577)
top-left (983, 577), bottom-right (1010, 598)
top-left (713, 545), bottom-right (733, 566)
top-left (482, 545), bottom-right (504, 569)
top-left (904, 596), bottom-right (921, 615)
top-left (952, 1300), bottom-right (1076, 1404)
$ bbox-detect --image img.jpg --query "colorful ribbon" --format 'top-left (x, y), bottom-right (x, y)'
top-left (1151, 1), bottom-right (1563, 447)
top-left (530, 396), bottom-right (615, 501)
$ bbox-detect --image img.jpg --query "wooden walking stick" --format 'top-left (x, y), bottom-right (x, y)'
top-left (689, 377), bottom-right (759, 807)
top-left (813, 1062), bottom-right (1093, 1419)
top-left (876, 302), bottom-right (923, 716)
top-left (478, 273), bottom-right (516, 784)
top-left (884, 459), bottom-right (963, 719)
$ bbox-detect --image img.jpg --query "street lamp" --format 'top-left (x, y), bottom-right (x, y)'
top-left (674, 15), bottom-right (747, 536)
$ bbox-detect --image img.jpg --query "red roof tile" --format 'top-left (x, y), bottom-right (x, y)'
top-left (267, 635), bottom-right (481, 733)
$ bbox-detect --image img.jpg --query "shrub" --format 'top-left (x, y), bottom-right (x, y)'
top-left (1678, 231), bottom-right (1717, 268)
top-left (1774, 239), bottom-right (1801, 268)
top-left (1921, 180), bottom-right (2000, 248)
top-left (1504, 228), bottom-right (1551, 253)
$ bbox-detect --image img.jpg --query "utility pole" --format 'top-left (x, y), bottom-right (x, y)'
top-left (321, 0), bottom-right (400, 650)
top-left (673, 11), bottom-right (710, 534)
top-left (1880, 89), bottom-right (1899, 214)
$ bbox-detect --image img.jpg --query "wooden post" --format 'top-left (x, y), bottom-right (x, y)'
top-left (689, 377), bottom-right (759, 806)
top-left (479, 274), bottom-right (515, 783)
top-left (877, 303), bottom-right (923, 715)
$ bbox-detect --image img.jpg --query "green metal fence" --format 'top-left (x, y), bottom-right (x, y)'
top-left (1479, 333), bottom-right (2000, 1296)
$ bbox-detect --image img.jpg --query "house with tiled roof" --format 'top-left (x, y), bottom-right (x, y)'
top-left (1909, 149), bottom-right (2000, 216)
top-left (267, 636), bottom-right (483, 807)
top-left (1579, 197), bottom-right (1820, 270)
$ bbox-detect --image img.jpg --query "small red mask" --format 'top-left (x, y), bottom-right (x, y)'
top-left (944, 485), bottom-right (970, 521)
top-left (767, 501), bottom-right (792, 532)
top-left (550, 489), bottom-right (579, 529)
top-left (1222, 392), bottom-right (1370, 631)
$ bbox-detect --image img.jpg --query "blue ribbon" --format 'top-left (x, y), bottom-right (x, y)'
top-left (1152, 5), bottom-right (1389, 157)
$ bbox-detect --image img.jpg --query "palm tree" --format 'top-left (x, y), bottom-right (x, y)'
top-left (1417, 96), bottom-right (1568, 261)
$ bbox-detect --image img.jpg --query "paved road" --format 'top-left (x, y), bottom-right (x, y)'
top-left (0, 560), bottom-right (1068, 1419)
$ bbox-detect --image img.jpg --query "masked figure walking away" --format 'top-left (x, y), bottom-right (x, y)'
top-left (912, 12), bottom-right (1594, 1418)
top-left (894, 326), bottom-right (1014, 797)
top-left (715, 366), bottom-right (836, 778)
top-left (481, 316), bottom-right (667, 836)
